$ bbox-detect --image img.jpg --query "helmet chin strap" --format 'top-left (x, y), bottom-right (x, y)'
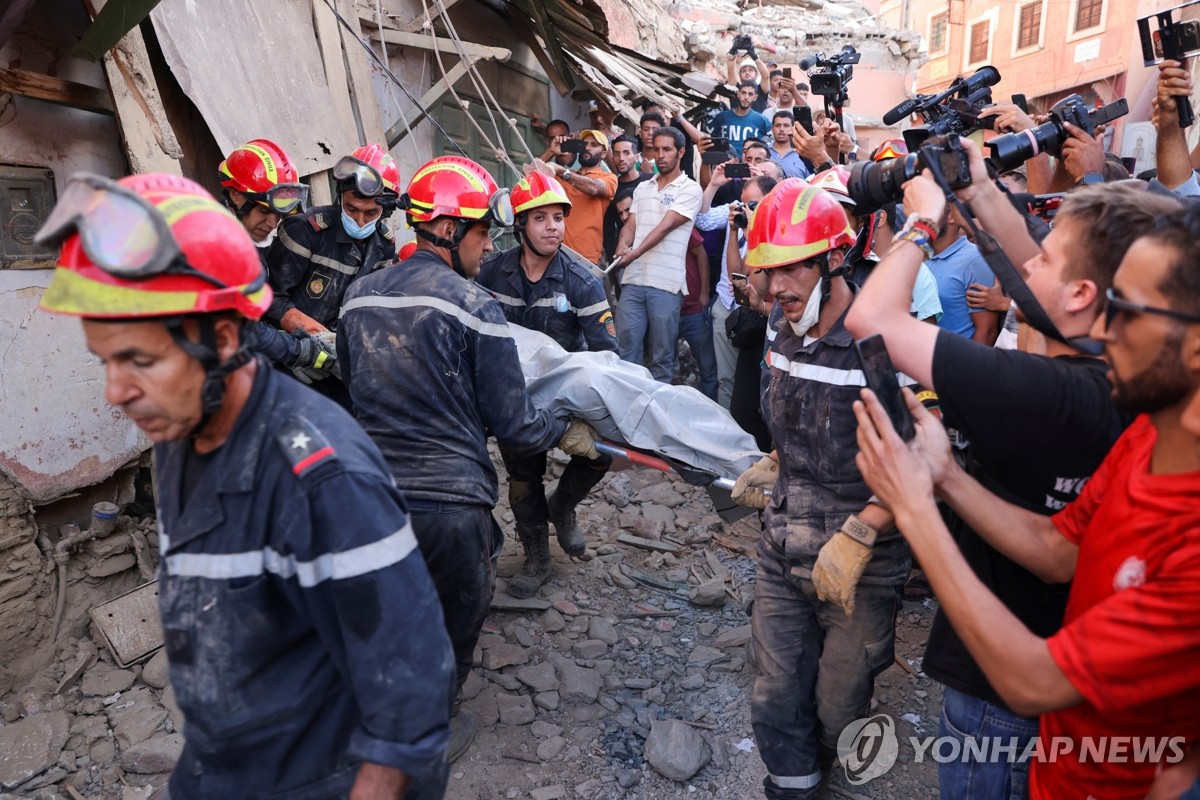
top-left (164, 317), bottom-right (252, 438)
top-left (413, 218), bottom-right (471, 277)
top-left (515, 214), bottom-right (554, 259)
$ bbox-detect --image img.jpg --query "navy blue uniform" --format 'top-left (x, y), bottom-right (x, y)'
top-left (266, 205), bottom-right (396, 330)
top-left (156, 360), bottom-right (453, 800)
top-left (476, 247), bottom-right (617, 353)
top-left (751, 301), bottom-right (911, 800)
top-left (338, 249), bottom-right (567, 689)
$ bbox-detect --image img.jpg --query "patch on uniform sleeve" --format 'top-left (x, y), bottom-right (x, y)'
top-left (276, 417), bottom-right (337, 476)
top-left (306, 271), bottom-right (333, 299)
top-left (309, 212), bottom-right (328, 232)
top-left (599, 311), bottom-right (616, 339)
top-left (915, 389), bottom-right (942, 420)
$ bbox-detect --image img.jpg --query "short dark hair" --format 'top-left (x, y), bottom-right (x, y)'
top-left (772, 110), bottom-right (795, 124)
top-left (639, 112), bottom-right (666, 128)
top-left (796, 82), bottom-right (810, 92)
top-left (546, 119), bottom-right (570, 132)
top-left (612, 134), bottom-right (641, 153)
top-left (738, 80), bottom-right (759, 91)
top-left (743, 139), bottom-right (770, 158)
top-left (769, 69), bottom-right (783, 78)
top-left (1142, 202), bottom-right (1200, 315)
top-left (1057, 183), bottom-right (1183, 298)
top-left (747, 176), bottom-right (778, 196)
top-left (653, 126), bottom-right (686, 150)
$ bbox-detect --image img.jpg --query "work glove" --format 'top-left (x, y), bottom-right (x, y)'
top-left (813, 530), bottom-right (873, 616)
top-left (289, 329), bottom-right (339, 385)
top-left (558, 419), bottom-right (600, 460)
top-left (731, 454), bottom-right (778, 509)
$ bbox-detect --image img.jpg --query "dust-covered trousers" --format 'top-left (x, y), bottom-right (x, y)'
top-left (750, 532), bottom-right (907, 799)
top-left (499, 444), bottom-right (610, 529)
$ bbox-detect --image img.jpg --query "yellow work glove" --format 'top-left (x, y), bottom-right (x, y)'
top-left (731, 454), bottom-right (778, 509)
top-left (558, 419), bottom-right (600, 460)
top-left (813, 525), bottom-right (875, 616)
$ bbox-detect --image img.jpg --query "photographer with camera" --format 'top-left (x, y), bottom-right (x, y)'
top-left (725, 34), bottom-right (771, 106)
top-left (844, 135), bottom-right (1182, 800)
top-left (1153, 59), bottom-right (1200, 197)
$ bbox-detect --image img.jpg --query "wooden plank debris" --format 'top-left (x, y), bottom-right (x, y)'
top-left (0, 68), bottom-right (113, 114)
top-left (490, 594), bottom-right (552, 612)
top-left (616, 533), bottom-right (682, 554)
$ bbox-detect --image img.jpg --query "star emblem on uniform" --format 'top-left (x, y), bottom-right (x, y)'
top-left (290, 432), bottom-right (312, 450)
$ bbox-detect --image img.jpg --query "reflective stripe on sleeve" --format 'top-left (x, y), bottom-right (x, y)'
top-left (768, 771), bottom-right (823, 790)
top-left (164, 523), bottom-right (419, 587)
top-left (278, 227), bottom-right (359, 275)
top-left (766, 351), bottom-right (917, 387)
top-left (340, 294), bottom-right (514, 339)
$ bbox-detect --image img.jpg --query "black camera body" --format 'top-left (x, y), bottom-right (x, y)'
top-left (730, 34), bottom-right (753, 56)
top-left (802, 46), bottom-right (860, 98)
top-left (847, 134), bottom-right (972, 214)
top-left (986, 94), bottom-right (1130, 172)
top-left (731, 200), bottom-right (760, 229)
top-left (885, 66), bottom-right (1000, 150)
top-left (1138, 1), bottom-right (1200, 126)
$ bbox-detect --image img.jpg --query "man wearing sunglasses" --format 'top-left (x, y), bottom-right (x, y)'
top-left (849, 142), bottom-right (1197, 799)
top-left (216, 139), bottom-right (338, 387)
top-left (338, 156), bottom-right (599, 764)
top-left (35, 173), bottom-right (454, 800)
top-left (266, 143), bottom-right (400, 339)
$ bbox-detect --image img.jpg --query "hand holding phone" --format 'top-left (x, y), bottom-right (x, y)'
top-left (724, 162), bottom-right (752, 179)
top-left (854, 335), bottom-right (915, 442)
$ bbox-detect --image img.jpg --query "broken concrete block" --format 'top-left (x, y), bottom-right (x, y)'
top-left (0, 710), bottom-right (69, 790)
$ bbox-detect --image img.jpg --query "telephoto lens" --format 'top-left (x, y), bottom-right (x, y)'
top-left (848, 156), bottom-right (919, 214)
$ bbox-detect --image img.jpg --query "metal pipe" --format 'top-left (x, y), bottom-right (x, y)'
top-left (48, 503), bottom-right (122, 645)
top-left (594, 441), bottom-right (747, 493)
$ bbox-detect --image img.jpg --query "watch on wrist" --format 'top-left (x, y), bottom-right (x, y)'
top-left (562, 169), bottom-right (573, 181)
top-left (815, 160), bottom-right (835, 172)
top-left (839, 513), bottom-right (879, 548)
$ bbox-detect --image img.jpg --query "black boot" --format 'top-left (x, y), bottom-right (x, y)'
top-left (508, 523), bottom-right (551, 598)
top-left (547, 456), bottom-right (608, 557)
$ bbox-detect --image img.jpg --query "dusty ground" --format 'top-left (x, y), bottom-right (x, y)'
top-left (0, 451), bottom-right (944, 800)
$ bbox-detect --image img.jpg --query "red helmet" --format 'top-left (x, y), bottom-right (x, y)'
top-left (397, 240), bottom-right (418, 261)
top-left (334, 143), bottom-right (400, 198)
top-left (511, 172), bottom-right (572, 216)
top-left (218, 139), bottom-right (308, 215)
top-left (808, 165), bottom-right (854, 207)
top-left (401, 156), bottom-right (513, 226)
top-left (872, 138), bottom-right (908, 162)
top-left (38, 173), bottom-right (270, 320)
top-left (744, 179), bottom-right (855, 270)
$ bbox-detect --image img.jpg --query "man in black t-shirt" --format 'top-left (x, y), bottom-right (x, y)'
top-left (842, 140), bottom-right (1182, 800)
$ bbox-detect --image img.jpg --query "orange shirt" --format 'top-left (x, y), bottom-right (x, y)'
top-left (562, 166), bottom-right (617, 264)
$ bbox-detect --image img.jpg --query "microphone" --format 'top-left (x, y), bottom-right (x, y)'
top-left (798, 55), bottom-right (819, 71)
top-left (883, 98), bottom-right (921, 126)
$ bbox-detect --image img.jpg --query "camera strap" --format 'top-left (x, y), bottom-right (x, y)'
top-left (922, 157), bottom-right (1103, 356)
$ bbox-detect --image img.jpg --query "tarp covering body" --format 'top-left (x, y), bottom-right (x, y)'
top-left (510, 324), bottom-right (765, 481)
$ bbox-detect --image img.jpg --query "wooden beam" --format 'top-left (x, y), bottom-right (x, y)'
top-left (0, 68), bottom-right (114, 115)
top-left (396, 0), bottom-right (463, 33)
top-left (371, 29), bottom-right (511, 62)
top-left (335, 0), bottom-right (386, 145)
top-left (384, 59), bottom-right (473, 147)
top-left (0, 0), bottom-right (37, 50)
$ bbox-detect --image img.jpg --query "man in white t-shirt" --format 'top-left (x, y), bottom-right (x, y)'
top-left (613, 127), bottom-right (703, 382)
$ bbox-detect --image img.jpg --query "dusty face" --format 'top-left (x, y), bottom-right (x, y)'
top-left (456, 220), bottom-right (496, 277)
top-left (522, 206), bottom-right (566, 254)
top-left (767, 260), bottom-right (824, 323)
top-left (229, 190), bottom-right (282, 243)
top-left (83, 319), bottom-right (206, 443)
top-left (341, 190), bottom-right (383, 228)
top-left (1090, 238), bottom-right (1195, 414)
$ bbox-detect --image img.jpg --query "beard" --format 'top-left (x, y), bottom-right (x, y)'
top-left (1111, 327), bottom-right (1193, 414)
top-left (578, 150), bottom-right (603, 168)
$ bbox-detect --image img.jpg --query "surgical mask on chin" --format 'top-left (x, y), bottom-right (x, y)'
top-left (341, 210), bottom-right (377, 240)
top-left (789, 288), bottom-right (822, 338)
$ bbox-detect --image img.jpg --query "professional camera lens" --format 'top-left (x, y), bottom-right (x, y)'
top-left (847, 155), bottom-right (919, 214)
top-left (985, 121), bottom-right (1066, 172)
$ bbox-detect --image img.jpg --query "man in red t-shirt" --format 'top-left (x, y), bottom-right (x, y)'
top-left (853, 198), bottom-right (1200, 800)
top-left (678, 228), bottom-right (717, 399)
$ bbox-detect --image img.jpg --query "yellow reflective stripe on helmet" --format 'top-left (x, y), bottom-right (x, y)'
top-left (410, 162), bottom-right (487, 192)
top-left (39, 267), bottom-right (266, 318)
top-left (515, 188), bottom-right (569, 214)
top-left (745, 239), bottom-right (834, 270)
top-left (157, 195), bottom-right (229, 226)
top-left (240, 143), bottom-right (278, 183)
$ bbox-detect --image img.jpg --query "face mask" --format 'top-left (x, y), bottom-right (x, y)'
top-left (789, 286), bottom-right (822, 338)
top-left (341, 209), bottom-right (377, 240)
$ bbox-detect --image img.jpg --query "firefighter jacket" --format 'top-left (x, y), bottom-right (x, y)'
top-left (265, 205), bottom-right (396, 329)
top-left (475, 246), bottom-right (617, 353)
top-left (337, 249), bottom-right (568, 507)
top-left (155, 360), bottom-right (453, 800)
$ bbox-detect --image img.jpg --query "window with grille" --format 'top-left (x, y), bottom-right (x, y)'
top-left (1075, 0), bottom-right (1102, 31)
top-left (969, 20), bottom-right (990, 64)
top-left (1017, 2), bottom-right (1042, 49)
top-left (929, 13), bottom-right (949, 53)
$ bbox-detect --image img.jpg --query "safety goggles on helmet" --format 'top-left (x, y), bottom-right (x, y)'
top-left (333, 156), bottom-right (395, 198)
top-left (35, 173), bottom-right (252, 291)
top-left (245, 182), bottom-right (309, 215)
top-left (485, 188), bottom-right (515, 227)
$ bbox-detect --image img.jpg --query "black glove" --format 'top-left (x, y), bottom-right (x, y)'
top-left (746, 46), bottom-right (759, 61)
top-left (288, 329), bottom-right (338, 384)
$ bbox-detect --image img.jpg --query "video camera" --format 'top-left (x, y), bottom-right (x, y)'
top-left (800, 45), bottom-right (860, 99)
top-left (1138, 0), bottom-right (1200, 126)
top-left (986, 94), bottom-right (1129, 172)
top-left (847, 133), bottom-right (972, 214)
top-left (883, 66), bottom-right (1002, 151)
top-left (730, 34), bottom-right (756, 59)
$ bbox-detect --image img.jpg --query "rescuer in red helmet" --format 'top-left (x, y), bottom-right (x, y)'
top-left (338, 156), bottom-right (598, 763)
top-left (35, 172), bottom-right (453, 800)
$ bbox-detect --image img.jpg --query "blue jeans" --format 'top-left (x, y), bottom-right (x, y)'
top-left (938, 687), bottom-right (1038, 800)
top-left (678, 309), bottom-right (719, 400)
top-left (617, 284), bottom-right (682, 383)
